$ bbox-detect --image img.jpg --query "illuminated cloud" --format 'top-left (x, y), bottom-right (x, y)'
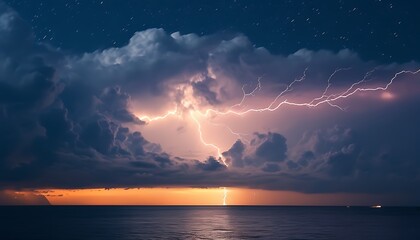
top-left (0, 2), bottom-right (420, 204)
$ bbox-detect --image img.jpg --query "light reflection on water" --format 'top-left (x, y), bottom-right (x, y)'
top-left (120, 207), bottom-right (238, 239)
top-left (1, 206), bottom-right (420, 240)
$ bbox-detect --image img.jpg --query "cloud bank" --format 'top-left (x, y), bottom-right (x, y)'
top-left (1, 3), bottom-right (420, 202)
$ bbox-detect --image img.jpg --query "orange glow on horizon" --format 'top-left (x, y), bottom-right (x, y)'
top-left (42, 188), bottom-right (228, 205)
top-left (36, 188), bottom-right (388, 206)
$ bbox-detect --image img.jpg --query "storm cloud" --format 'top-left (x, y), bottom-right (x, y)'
top-left (0, 2), bottom-right (420, 203)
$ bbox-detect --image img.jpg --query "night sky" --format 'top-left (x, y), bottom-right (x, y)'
top-left (4, 0), bottom-right (420, 62)
top-left (1, 0), bottom-right (420, 205)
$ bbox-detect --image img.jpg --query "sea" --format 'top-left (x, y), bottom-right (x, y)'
top-left (0, 206), bottom-right (419, 239)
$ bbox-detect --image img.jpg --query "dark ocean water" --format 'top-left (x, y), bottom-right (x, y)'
top-left (0, 206), bottom-right (419, 240)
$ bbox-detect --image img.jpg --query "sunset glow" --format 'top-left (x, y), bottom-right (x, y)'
top-left (29, 188), bottom-right (395, 206)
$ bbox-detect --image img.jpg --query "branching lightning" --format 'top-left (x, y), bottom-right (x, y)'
top-left (231, 76), bottom-right (262, 109)
top-left (136, 67), bottom-right (420, 205)
top-left (199, 69), bottom-right (420, 118)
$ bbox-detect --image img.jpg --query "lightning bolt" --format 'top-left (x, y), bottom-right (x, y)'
top-left (223, 187), bottom-right (228, 206)
top-left (138, 105), bottom-right (178, 122)
top-left (308, 67), bottom-right (351, 110)
top-left (136, 67), bottom-right (420, 206)
top-left (208, 121), bottom-right (251, 144)
top-left (189, 110), bottom-right (226, 165)
top-left (231, 76), bottom-right (262, 109)
top-left (200, 68), bottom-right (420, 117)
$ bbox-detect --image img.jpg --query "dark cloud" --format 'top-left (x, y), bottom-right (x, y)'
top-left (0, 2), bottom-right (420, 205)
top-left (99, 86), bottom-right (144, 124)
top-left (0, 5), bottom-right (174, 189)
top-left (130, 161), bottom-right (158, 169)
top-left (255, 132), bottom-right (287, 162)
top-left (222, 140), bottom-right (245, 167)
top-left (223, 133), bottom-right (288, 168)
top-left (0, 2), bottom-right (33, 56)
top-left (327, 144), bottom-right (358, 177)
top-left (80, 115), bottom-right (118, 154)
top-left (0, 190), bottom-right (50, 205)
top-left (191, 75), bottom-right (220, 105)
top-left (262, 163), bottom-right (281, 173)
top-left (195, 157), bottom-right (226, 172)
top-left (298, 151), bottom-right (314, 167)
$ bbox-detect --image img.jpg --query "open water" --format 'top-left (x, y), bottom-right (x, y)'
top-left (0, 206), bottom-right (419, 239)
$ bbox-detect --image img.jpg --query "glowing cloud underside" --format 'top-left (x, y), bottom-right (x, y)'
top-left (137, 68), bottom-right (420, 205)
